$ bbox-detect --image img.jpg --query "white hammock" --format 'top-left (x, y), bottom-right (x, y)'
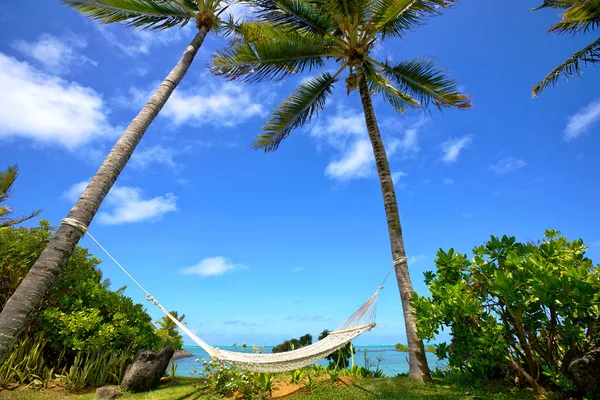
top-left (61, 218), bottom-right (384, 373)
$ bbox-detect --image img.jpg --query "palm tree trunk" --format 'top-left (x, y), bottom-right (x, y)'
top-left (0, 26), bottom-right (210, 366)
top-left (355, 64), bottom-right (432, 382)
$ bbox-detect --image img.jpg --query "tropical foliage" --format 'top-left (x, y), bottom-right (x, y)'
top-left (212, 0), bottom-right (471, 381)
top-left (0, 220), bottom-right (161, 357)
top-left (532, 0), bottom-right (600, 95)
top-left (0, 165), bottom-right (41, 229)
top-left (156, 311), bottom-right (186, 350)
top-left (319, 330), bottom-right (354, 369)
top-left (412, 230), bottom-right (600, 395)
top-left (272, 333), bottom-right (312, 353)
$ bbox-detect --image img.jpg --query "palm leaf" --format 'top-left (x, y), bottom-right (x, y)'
top-left (253, 0), bottom-right (337, 38)
top-left (0, 165), bottom-right (17, 204)
top-left (0, 211), bottom-right (43, 229)
top-left (212, 32), bottom-right (333, 82)
top-left (375, 57), bottom-right (471, 110)
top-left (362, 61), bottom-right (418, 112)
top-left (532, 37), bottom-right (600, 96)
top-left (547, 0), bottom-right (600, 34)
top-left (368, 0), bottom-right (454, 39)
top-left (62, 0), bottom-right (195, 30)
top-left (253, 71), bottom-right (339, 151)
top-left (531, 0), bottom-right (582, 11)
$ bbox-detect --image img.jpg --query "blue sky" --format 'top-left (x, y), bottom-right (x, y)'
top-left (1, 0), bottom-right (599, 347)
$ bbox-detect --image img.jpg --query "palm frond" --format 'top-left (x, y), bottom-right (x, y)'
top-left (0, 210), bottom-right (43, 229)
top-left (532, 36), bottom-right (600, 96)
top-left (253, 71), bottom-right (339, 151)
top-left (211, 31), bottom-right (333, 82)
top-left (376, 57), bottom-right (471, 110)
top-left (252, 0), bottom-right (336, 38)
top-left (547, 0), bottom-right (600, 34)
top-left (362, 61), bottom-right (418, 112)
top-left (0, 165), bottom-right (17, 204)
top-left (368, 0), bottom-right (454, 39)
top-left (62, 0), bottom-right (195, 30)
top-left (531, 0), bottom-right (580, 11)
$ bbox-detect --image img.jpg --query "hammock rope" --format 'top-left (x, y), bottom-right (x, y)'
top-left (60, 217), bottom-right (393, 372)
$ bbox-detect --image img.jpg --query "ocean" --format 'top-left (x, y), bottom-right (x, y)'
top-left (173, 345), bottom-right (445, 377)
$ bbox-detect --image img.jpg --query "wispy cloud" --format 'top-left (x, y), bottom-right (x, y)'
top-left (310, 108), bottom-right (426, 181)
top-left (284, 315), bottom-right (333, 322)
top-left (95, 24), bottom-right (186, 57)
top-left (490, 157), bottom-right (527, 174)
top-left (440, 135), bottom-right (472, 164)
top-left (292, 267), bottom-right (304, 272)
top-left (0, 53), bottom-right (117, 150)
top-left (64, 181), bottom-right (177, 225)
top-left (131, 145), bottom-right (190, 170)
top-left (223, 320), bottom-right (257, 327)
top-left (392, 171), bottom-right (408, 187)
top-left (443, 178), bottom-right (454, 185)
top-left (12, 33), bottom-right (97, 75)
top-left (120, 80), bottom-right (264, 128)
top-left (408, 255), bottom-right (428, 265)
top-left (181, 257), bottom-right (247, 277)
top-left (462, 212), bottom-right (475, 218)
top-left (564, 98), bottom-right (600, 141)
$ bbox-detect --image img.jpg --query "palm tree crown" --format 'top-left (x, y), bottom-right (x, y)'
top-left (532, 0), bottom-right (600, 96)
top-left (212, 0), bottom-right (471, 152)
top-left (211, 0), bottom-right (471, 381)
top-left (0, 165), bottom-right (41, 228)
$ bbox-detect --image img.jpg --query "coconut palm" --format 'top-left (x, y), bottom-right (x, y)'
top-left (211, 0), bottom-right (471, 381)
top-left (0, 165), bottom-right (42, 229)
top-left (532, 0), bottom-right (600, 96)
top-left (0, 0), bottom-right (232, 365)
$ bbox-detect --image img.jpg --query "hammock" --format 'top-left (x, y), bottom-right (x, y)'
top-left (61, 218), bottom-right (386, 373)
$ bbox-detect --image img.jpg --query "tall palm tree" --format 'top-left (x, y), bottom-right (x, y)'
top-left (0, 0), bottom-right (229, 365)
top-left (532, 0), bottom-right (600, 96)
top-left (211, 0), bottom-right (471, 381)
top-left (0, 165), bottom-right (42, 228)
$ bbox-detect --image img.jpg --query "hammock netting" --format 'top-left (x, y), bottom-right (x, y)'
top-left (60, 218), bottom-right (382, 373)
top-left (152, 288), bottom-right (380, 372)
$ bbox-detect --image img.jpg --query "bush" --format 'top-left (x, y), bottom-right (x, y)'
top-left (0, 221), bottom-right (162, 389)
top-left (319, 330), bottom-right (354, 369)
top-left (272, 334), bottom-right (312, 353)
top-left (412, 230), bottom-right (600, 394)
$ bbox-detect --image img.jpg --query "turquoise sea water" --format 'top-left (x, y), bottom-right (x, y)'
top-left (174, 345), bottom-right (445, 377)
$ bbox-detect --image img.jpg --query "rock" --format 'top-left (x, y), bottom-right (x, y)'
top-left (96, 385), bottom-right (122, 399)
top-left (171, 349), bottom-right (194, 362)
top-left (568, 347), bottom-right (600, 395)
top-left (121, 347), bottom-right (174, 393)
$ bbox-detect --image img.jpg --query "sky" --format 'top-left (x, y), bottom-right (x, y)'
top-left (1, 0), bottom-right (599, 348)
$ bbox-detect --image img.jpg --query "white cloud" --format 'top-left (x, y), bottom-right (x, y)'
top-left (121, 80), bottom-right (264, 127)
top-left (64, 180), bottom-right (177, 225)
top-left (490, 157), bottom-right (527, 174)
top-left (0, 53), bottom-right (117, 149)
top-left (311, 109), bottom-right (426, 181)
top-left (131, 145), bottom-right (190, 170)
top-left (443, 178), bottom-right (454, 185)
top-left (440, 135), bottom-right (472, 164)
top-left (12, 34), bottom-right (97, 75)
top-left (95, 24), bottom-right (187, 57)
top-left (292, 267), bottom-right (304, 272)
top-left (181, 256), bottom-right (247, 277)
top-left (564, 98), bottom-right (600, 141)
top-left (408, 255), bottom-right (428, 265)
top-left (325, 139), bottom-right (373, 180)
top-left (392, 171), bottom-right (408, 186)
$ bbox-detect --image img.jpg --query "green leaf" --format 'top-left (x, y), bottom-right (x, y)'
top-left (377, 57), bottom-right (471, 110)
top-left (369, 0), bottom-right (453, 39)
top-left (362, 61), bottom-right (418, 112)
top-left (532, 37), bottom-right (600, 96)
top-left (62, 0), bottom-right (195, 30)
top-left (253, 71), bottom-right (338, 151)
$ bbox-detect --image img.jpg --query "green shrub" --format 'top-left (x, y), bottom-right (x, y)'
top-left (318, 330), bottom-right (354, 369)
top-left (272, 334), bottom-right (312, 353)
top-left (412, 230), bottom-right (600, 394)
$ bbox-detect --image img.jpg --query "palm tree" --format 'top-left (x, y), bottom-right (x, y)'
top-left (211, 0), bottom-right (470, 381)
top-left (0, 165), bottom-right (42, 228)
top-left (156, 311), bottom-right (186, 349)
top-left (0, 0), bottom-right (230, 365)
top-left (532, 0), bottom-right (600, 96)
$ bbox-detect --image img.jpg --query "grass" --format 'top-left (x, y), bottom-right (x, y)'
top-left (0, 375), bottom-right (534, 400)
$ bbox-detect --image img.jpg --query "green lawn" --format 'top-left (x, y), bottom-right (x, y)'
top-left (0, 376), bottom-right (535, 400)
